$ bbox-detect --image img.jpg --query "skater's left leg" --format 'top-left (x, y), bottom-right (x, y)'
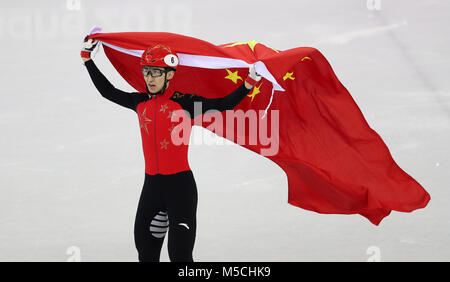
top-left (164, 170), bottom-right (198, 262)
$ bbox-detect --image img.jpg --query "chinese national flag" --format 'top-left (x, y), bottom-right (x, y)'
top-left (85, 28), bottom-right (430, 225)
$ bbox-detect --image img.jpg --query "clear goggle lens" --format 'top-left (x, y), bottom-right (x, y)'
top-left (141, 67), bottom-right (165, 77)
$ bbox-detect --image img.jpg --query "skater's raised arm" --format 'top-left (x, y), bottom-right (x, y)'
top-left (84, 59), bottom-right (140, 111)
top-left (171, 64), bottom-right (261, 118)
top-left (173, 83), bottom-right (250, 118)
top-left (81, 38), bottom-right (141, 111)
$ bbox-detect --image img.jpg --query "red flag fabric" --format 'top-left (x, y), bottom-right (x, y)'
top-left (85, 28), bottom-right (430, 225)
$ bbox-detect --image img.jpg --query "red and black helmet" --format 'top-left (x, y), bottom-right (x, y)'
top-left (140, 44), bottom-right (179, 70)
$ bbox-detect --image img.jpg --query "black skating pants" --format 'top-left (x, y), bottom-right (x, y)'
top-left (134, 170), bottom-right (198, 262)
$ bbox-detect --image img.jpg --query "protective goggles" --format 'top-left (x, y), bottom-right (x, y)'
top-left (141, 67), bottom-right (166, 77)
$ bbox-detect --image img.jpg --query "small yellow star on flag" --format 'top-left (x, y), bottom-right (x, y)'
top-left (247, 82), bottom-right (262, 102)
top-left (283, 72), bottom-right (295, 81)
top-left (224, 69), bottom-right (243, 84)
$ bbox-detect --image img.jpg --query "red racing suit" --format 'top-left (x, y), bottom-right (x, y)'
top-left (84, 59), bottom-right (250, 175)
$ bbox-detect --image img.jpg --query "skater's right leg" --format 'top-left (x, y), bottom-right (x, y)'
top-left (134, 174), bottom-right (167, 262)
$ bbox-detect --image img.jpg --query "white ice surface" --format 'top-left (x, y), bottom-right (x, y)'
top-left (0, 0), bottom-right (449, 261)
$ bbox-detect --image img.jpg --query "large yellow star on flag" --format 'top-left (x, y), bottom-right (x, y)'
top-left (225, 40), bottom-right (259, 52)
top-left (225, 40), bottom-right (280, 53)
top-left (224, 69), bottom-right (243, 84)
top-left (247, 82), bottom-right (262, 102)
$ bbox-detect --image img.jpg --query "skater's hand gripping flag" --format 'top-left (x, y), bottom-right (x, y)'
top-left (245, 63), bottom-right (262, 87)
top-left (81, 37), bottom-right (99, 60)
top-left (81, 26), bottom-right (103, 61)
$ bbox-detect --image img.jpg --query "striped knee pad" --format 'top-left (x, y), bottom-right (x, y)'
top-left (150, 211), bottom-right (169, 239)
